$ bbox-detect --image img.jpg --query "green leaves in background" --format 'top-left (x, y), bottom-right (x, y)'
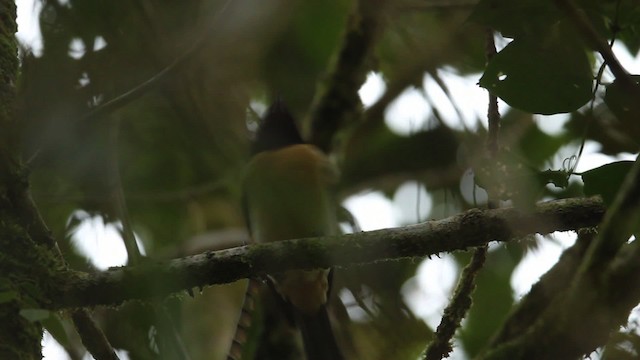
top-left (471, 0), bottom-right (594, 114)
top-left (19, 308), bottom-right (52, 323)
top-left (469, 0), bottom-right (563, 38)
top-left (581, 160), bottom-right (634, 205)
top-left (604, 75), bottom-right (640, 140)
top-left (479, 35), bottom-right (592, 114)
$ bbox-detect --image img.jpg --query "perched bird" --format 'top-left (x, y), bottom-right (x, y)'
top-left (242, 99), bottom-right (344, 360)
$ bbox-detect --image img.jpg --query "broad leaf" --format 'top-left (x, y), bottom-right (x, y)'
top-left (480, 35), bottom-right (592, 115)
top-left (604, 76), bottom-right (640, 139)
top-left (582, 161), bottom-right (634, 205)
top-left (19, 308), bottom-right (51, 323)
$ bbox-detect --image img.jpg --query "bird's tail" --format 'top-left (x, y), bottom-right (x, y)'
top-left (295, 305), bottom-right (344, 360)
top-left (227, 278), bottom-right (261, 360)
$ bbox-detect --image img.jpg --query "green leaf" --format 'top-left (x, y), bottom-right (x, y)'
top-left (469, 0), bottom-right (561, 38)
top-left (582, 161), bottom-right (634, 205)
top-left (538, 170), bottom-right (570, 189)
top-left (42, 313), bottom-right (71, 349)
top-left (0, 291), bottom-right (18, 304)
top-left (20, 308), bottom-right (51, 323)
top-left (479, 34), bottom-right (592, 114)
top-left (0, 278), bottom-right (12, 291)
top-left (604, 76), bottom-right (640, 137)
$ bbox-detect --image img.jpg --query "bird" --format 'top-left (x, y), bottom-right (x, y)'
top-left (242, 98), bottom-right (344, 360)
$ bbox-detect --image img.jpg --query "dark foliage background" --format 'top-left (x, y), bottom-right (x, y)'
top-left (13, 0), bottom-right (640, 359)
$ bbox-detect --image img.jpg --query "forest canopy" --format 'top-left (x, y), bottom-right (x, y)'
top-left (2, 0), bottom-right (640, 359)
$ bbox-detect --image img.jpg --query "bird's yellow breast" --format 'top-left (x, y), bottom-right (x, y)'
top-left (243, 144), bottom-right (338, 243)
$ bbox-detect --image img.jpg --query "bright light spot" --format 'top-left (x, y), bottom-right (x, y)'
top-left (403, 255), bottom-right (458, 330)
top-left (358, 72), bottom-right (386, 108)
top-left (385, 87), bottom-right (431, 135)
top-left (43, 327), bottom-right (131, 359)
top-left (423, 69), bottom-right (509, 131)
top-left (511, 232), bottom-right (576, 299)
top-left (93, 36), bottom-right (107, 51)
top-left (573, 141), bottom-right (638, 173)
top-left (459, 169), bottom-right (488, 205)
top-left (250, 99), bottom-right (267, 117)
top-left (534, 113), bottom-right (570, 136)
top-left (78, 72), bottom-right (90, 87)
top-left (68, 38), bottom-right (86, 59)
top-left (42, 332), bottom-right (68, 360)
top-left (247, 99), bottom-right (267, 132)
top-left (343, 192), bottom-right (397, 231)
top-left (70, 211), bottom-right (146, 270)
top-left (618, 152), bottom-right (639, 161)
top-left (338, 288), bottom-right (373, 322)
top-left (16, 0), bottom-right (44, 56)
top-left (369, 68), bottom-right (511, 135)
top-left (447, 340), bottom-right (470, 360)
top-left (613, 42), bottom-right (640, 74)
top-left (81, 348), bottom-right (130, 360)
top-left (423, 74), bottom-right (460, 126)
top-left (392, 181), bottom-right (433, 224)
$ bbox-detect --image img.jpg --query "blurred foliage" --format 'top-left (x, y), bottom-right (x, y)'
top-left (12, 0), bottom-right (640, 359)
top-left (582, 160), bottom-right (634, 206)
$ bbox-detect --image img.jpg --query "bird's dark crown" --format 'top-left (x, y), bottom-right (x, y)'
top-left (251, 99), bottom-right (304, 155)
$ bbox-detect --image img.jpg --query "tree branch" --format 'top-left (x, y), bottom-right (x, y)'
top-left (488, 229), bottom-right (594, 347)
top-left (71, 310), bottom-right (120, 360)
top-left (50, 197), bottom-right (605, 309)
top-left (553, 0), bottom-right (640, 95)
top-left (307, 0), bottom-right (385, 152)
top-left (425, 245), bottom-right (486, 360)
top-left (480, 139), bottom-right (640, 358)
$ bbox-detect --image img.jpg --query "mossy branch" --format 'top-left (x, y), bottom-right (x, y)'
top-left (50, 197), bottom-right (605, 309)
top-left (480, 122), bottom-right (640, 359)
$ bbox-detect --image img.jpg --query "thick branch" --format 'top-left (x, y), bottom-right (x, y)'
top-left (51, 197), bottom-right (605, 309)
top-left (488, 229), bottom-right (594, 347)
top-left (308, 0), bottom-right (384, 152)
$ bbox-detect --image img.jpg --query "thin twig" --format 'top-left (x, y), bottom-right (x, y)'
top-left (573, 0), bottom-right (623, 175)
top-left (424, 248), bottom-right (486, 360)
top-left (423, 28), bottom-right (500, 360)
top-left (81, 0), bottom-right (232, 122)
top-left (24, 1), bottom-right (234, 168)
top-left (553, 0), bottom-right (639, 94)
top-left (485, 30), bottom-right (500, 159)
top-left (108, 117), bottom-right (191, 360)
top-left (554, 0), bottom-right (640, 272)
top-left (108, 117), bottom-right (142, 264)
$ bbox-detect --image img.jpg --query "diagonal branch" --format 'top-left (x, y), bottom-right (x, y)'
top-left (555, 0), bottom-right (635, 88)
top-left (307, 0), bottom-right (386, 152)
top-left (50, 197), bottom-right (605, 309)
